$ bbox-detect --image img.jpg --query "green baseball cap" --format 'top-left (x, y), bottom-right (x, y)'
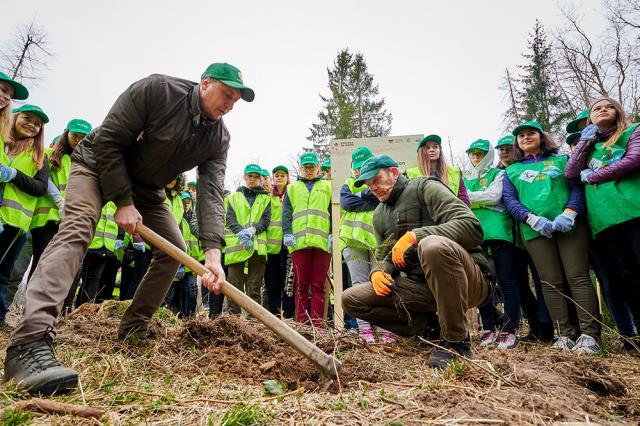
top-left (512, 120), bottom-right (544, 136)
top-left (180, 190), bottom-right (193, 200)
top-left (12, 104), bottom-right (49, 123)
top-left (354, 154), bottom-right (398, 188)
top-left (566, 108), bottom-right (589, 133)
top-left (260, 168), bottom-right (270, 177)
top-left (300, 152), bottom-right (319, 166)
top-left (465, 139), bottom-right (491, 154)
top-left (566, 132), bottom-right (581, 146)
top-left (67, 118), bottom-right (92, 135)
top-left (321, 157), bottom-right (331, 170)
top-left (417, 134), bottom-right (442, 151)
top-left (50, 135), bottom-right (60, 147)
top-left (201, 62), bottom-right (254, 102)
top-left (272, 165), bottom-right (289, 174)
top-left (187, 181), bottom-right (197, 188)
top-left (0, 72), bottom-right (28, 100)
top-left (495, 135), bottom-right (515, 148)
top-left (351, 146), bottom-right (373, 170)
top-left (244, 163), bottom-right (262, 175)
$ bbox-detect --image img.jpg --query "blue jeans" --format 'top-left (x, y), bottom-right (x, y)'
top-left (165, 273), bottom-right (197, 318)
top-left (0, 225), bottom-right (27, 323)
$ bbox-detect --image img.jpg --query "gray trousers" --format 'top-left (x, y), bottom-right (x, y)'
top-left (343, 246), bottom-right (375, 330)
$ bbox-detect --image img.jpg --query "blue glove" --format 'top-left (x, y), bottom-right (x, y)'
top-left (580, 168), bottom-right (595, 183)
top-left (132, 242), bottom-right (146, 252)
top-left (240, 236), bottom-right (254, 250)
top-left (237, 229), bottom-right (251, 240)
top-left (245, 226), bottom-right (256, 237)
top-left (114, 240), bottom-right (125, 251)
top-left (0, 165), bottom-right (17, 183)
top-left (552, 210), bottom-right (577, 233)
top-left (283, 234), bottom-right (296, 247)
top-left (0, 223), bottom-right (3, 234)
top-left (526, 214), bottom-right (554, 238)
top-left (175, 267), bottom-right (185, 280)
top-left (581, 124), bottom-right (598, 142)
top-left (328, 234), bottom-right (333, 253)
top-left (57, 202), bottom-right (64, 217)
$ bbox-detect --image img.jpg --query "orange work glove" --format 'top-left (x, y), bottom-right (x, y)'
top-left (371, 270), bottom-right (394, 296)
top-left (391, 231), bottom-right (417, 268)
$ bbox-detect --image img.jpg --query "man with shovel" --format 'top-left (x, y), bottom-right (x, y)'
top-left (4, 63), bottom-right (254, 394)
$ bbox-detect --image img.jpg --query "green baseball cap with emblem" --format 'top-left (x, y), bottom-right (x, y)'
top-left (354, 154), bottom-right (399, 188)
top-left (244, 163), bottom-right (262, 175)
top-left (67, 118), bottom-right (92, 135)
top-left (12, 104), bottom-right (49, 123)
top-left (566, 132), bottom-right (581, 146)
top-left (50, 135), bottom-right (60, 147)
top-left (512, 120), bottom-right (544, 136)
top-left (300, 152), bottom-right (319, 166)
top-left (351, 146), bottom-right (373, 170)
top-left (495, 135), bottom-right (515, 148)
top-left (0, 72), bottom-right (28, 100)
top-left (201, 62), bottom-right (255, 102)
top-left (187, 181), bottom-right (197, 188)
top-left (260, 168), bottom-right (270, 177)
top-left (566, 109), bottom-right (589, 133)
top-left (180, 190), bottom-right (193, 200)
top-left (272, 165), bottom-right (289, 174)
top-left (465, 139), bottom-right (491, 154)
top-left (417, 134), bottom-right (442, 151)
top-left (321, 157), bottom-right (331, 171)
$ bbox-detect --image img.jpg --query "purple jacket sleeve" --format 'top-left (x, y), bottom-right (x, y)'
top-left (587, 127), bottom-right (640, 184)
top-left (456, 175), bottom-right (471, 207)
top-left (502, 172), bottom-right (530, 223)
top-left (565, 138), bottom-right (595, 179)
top-left (564, 178), bottom-right (585, 215)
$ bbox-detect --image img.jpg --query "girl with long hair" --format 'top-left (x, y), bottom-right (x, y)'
top-left (0, 73), bottom-right (28, 146)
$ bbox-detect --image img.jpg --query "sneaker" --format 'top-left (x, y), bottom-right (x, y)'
top-left (359, 327), bottom-right (375, 344)
top-left (572, 334), bottom-right (601, 354)
top-left (381, 331), bottom-right (396, 344)
top-left (4, 335), bottom-right (78, 395)
top-left (621, 338), bottom-right (640, 355)
top-left (552, 336), bottom-right (576, 351)
top-left (429, 339), bottom-right (472, 369)
top-left (480, 330), bottom-right (498, 347)
top-left (496, 332), bottom-right (518, 350)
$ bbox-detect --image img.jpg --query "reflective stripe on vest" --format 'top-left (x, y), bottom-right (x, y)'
top-left (266, 193), bottom-right (284, 255)
top-left (287, 180), bottom-right (331, 253)
top-left (224, 190), bottom-right (270, 265)
top-left (0, 149), bottom-right (38, 232)
top-left (31, 152), bottom-right (72, 229)
top-left (89, 202), bottom-right (119, 251)
top-left (339, 178), bottom-right (377, 251)
top-left (406, 166), bottom-right (461, 196)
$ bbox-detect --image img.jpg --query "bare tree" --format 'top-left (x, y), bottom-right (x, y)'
top-left (606, 0), bottom-right (640, 30)
top-left (0, 19), bottom-right (52, 83)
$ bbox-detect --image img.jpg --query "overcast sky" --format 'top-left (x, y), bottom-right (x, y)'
top-left (3, 0), bottom-right (605, 186)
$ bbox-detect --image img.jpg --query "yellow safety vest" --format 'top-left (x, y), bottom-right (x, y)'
top-left (406, 165), bottom-right (461, 196)
top-left (89, 202), bottom-right (119, 251)
top-left (0, 149), bottom-right (39, 232)
top-left (287, 179), bottom-right (331, 253)
top-left (339, 178), bottom-right (377, 251)
top-left (266, 193), bottom-right (284, 255)
top-left (224, 190), bottom-right (270, 265)
top-left (31, 151), bottom-right (71, 229)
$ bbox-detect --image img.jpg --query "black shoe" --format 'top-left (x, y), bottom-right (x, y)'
top-left (117, 325), bottom-right (151, 343)
top-left (428, 339), bottom-right (472, 369)
top-left (621, 338), bottom-right (640, 355)
top-left (4, 335), bottom-right (78, 395)
top-left (539, 323), bottom-right (555, 343)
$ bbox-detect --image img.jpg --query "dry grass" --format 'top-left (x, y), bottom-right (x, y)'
top-left (0, 301), bottom-right (639, 425)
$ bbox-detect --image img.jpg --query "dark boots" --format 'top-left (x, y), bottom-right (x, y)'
top-left (428, 339), bottom-right (472, 369)
top-left (4, 333), bottom-right (78, 395)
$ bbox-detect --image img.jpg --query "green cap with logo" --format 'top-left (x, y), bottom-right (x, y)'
top-left (512, 120), bottom-right (544, 136)
top-left (566, 132), bottom-right (581, 146)
top-left (417, 134), bottom-right (442, 151)
top-left (300, 152), bottom-right (319, 166)
top-left (495, 135), bottom-right (515, 148)
top-left (321, 157), bottom-right (331, 171)
top-left (354, 154), bottom-right (399, 188)
top-left (0, 72), bottom-right (28, 100)
top-left (465, 139), bottom-right (491, 154)
top-left (272, 165), bottom-right (289, 174)
top-left (351, 146), bottom-right (373, 170)
top-left (67, 118), bottom-right (92, 135)
top-left (566, 108), bottom-right (589, 133)
top-left (260, 168), bottom-right (270, 177)
top-left (12, 104), bottom-right (49, 123)
top-left (180, 190), bottom-right (193, 200)
top-left (244, 163), bottom-right (262, 175)
top-left (201, 62), bottom-right (254, 102)
top-left (50, 135), bottom-right (60, 147)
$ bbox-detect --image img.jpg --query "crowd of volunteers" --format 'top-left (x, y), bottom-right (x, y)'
top-left (0, 65), bottom-right (638, 393)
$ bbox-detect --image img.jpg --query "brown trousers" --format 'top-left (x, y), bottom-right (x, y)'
top-left (226, 252), bottom-right (266, 314)
top-left (9, 163), bottom-right (185, 346)
top-left (342, 235), bottom-right (489, 342)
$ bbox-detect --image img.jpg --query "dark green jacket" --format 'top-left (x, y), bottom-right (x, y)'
top-left (373, 175), bottom-right (489, 282)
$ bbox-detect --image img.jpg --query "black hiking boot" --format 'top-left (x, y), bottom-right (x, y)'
top-left (4, 334), bottom-right (78, 395)
top-left (428, 339), bottom-right (472, 369)
top-left (117, 324), bottom-right (152, 343)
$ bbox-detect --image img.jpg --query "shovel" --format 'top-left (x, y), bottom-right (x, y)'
top-left (136, 223), bottom-right (342, 379)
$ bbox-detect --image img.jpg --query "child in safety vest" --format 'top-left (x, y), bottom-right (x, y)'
top-left (503, 120), bottom-right (601, 354)
top-left (0, 104), bottom-right (49, 325)
top-left (565, 98), bottom-right (640, 352)
top-left (224, 164), bottom-right (271, 314)
top-left (0, 73), bottom-right (28, 151)
top-left (282, 152), bottom-right (332, 327)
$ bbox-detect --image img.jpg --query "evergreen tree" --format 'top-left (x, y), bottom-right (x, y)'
top-left (308, 49), bottom-right (392, 159)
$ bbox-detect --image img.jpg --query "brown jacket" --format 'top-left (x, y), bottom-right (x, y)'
top-left (73, 74), bottom-right (229, 250)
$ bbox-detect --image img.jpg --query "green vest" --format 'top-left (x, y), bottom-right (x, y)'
top-left (31, 152), bottom-right (72, 229)
top-left (0, 150), bottom-right (39, 232)
top-left (506, 155), bottom-right (569, 241)
top-left (266, 193), bottom-right (284, 254)
top-left (180, 218), bottom-right (199, 273)
top-left (224, 190), bottom-right (270, 265)
top-left (287, 179), bottom-right (331, 253)
top-left (164, 194), bottom-right (184, 225)
top-left (339, 178), bottom-right (377, 251)
top-left (585, 123), bottom-right (640, 236)
top-left (464, 168), bottom-right (513, 243)
top-left (406, 165), bottom-right (461, 196)
top-left (89, 202), bottom-right (119, 251)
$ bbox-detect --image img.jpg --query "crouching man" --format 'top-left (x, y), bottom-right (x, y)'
top-left (341, 154), bottom-right (491, 368)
